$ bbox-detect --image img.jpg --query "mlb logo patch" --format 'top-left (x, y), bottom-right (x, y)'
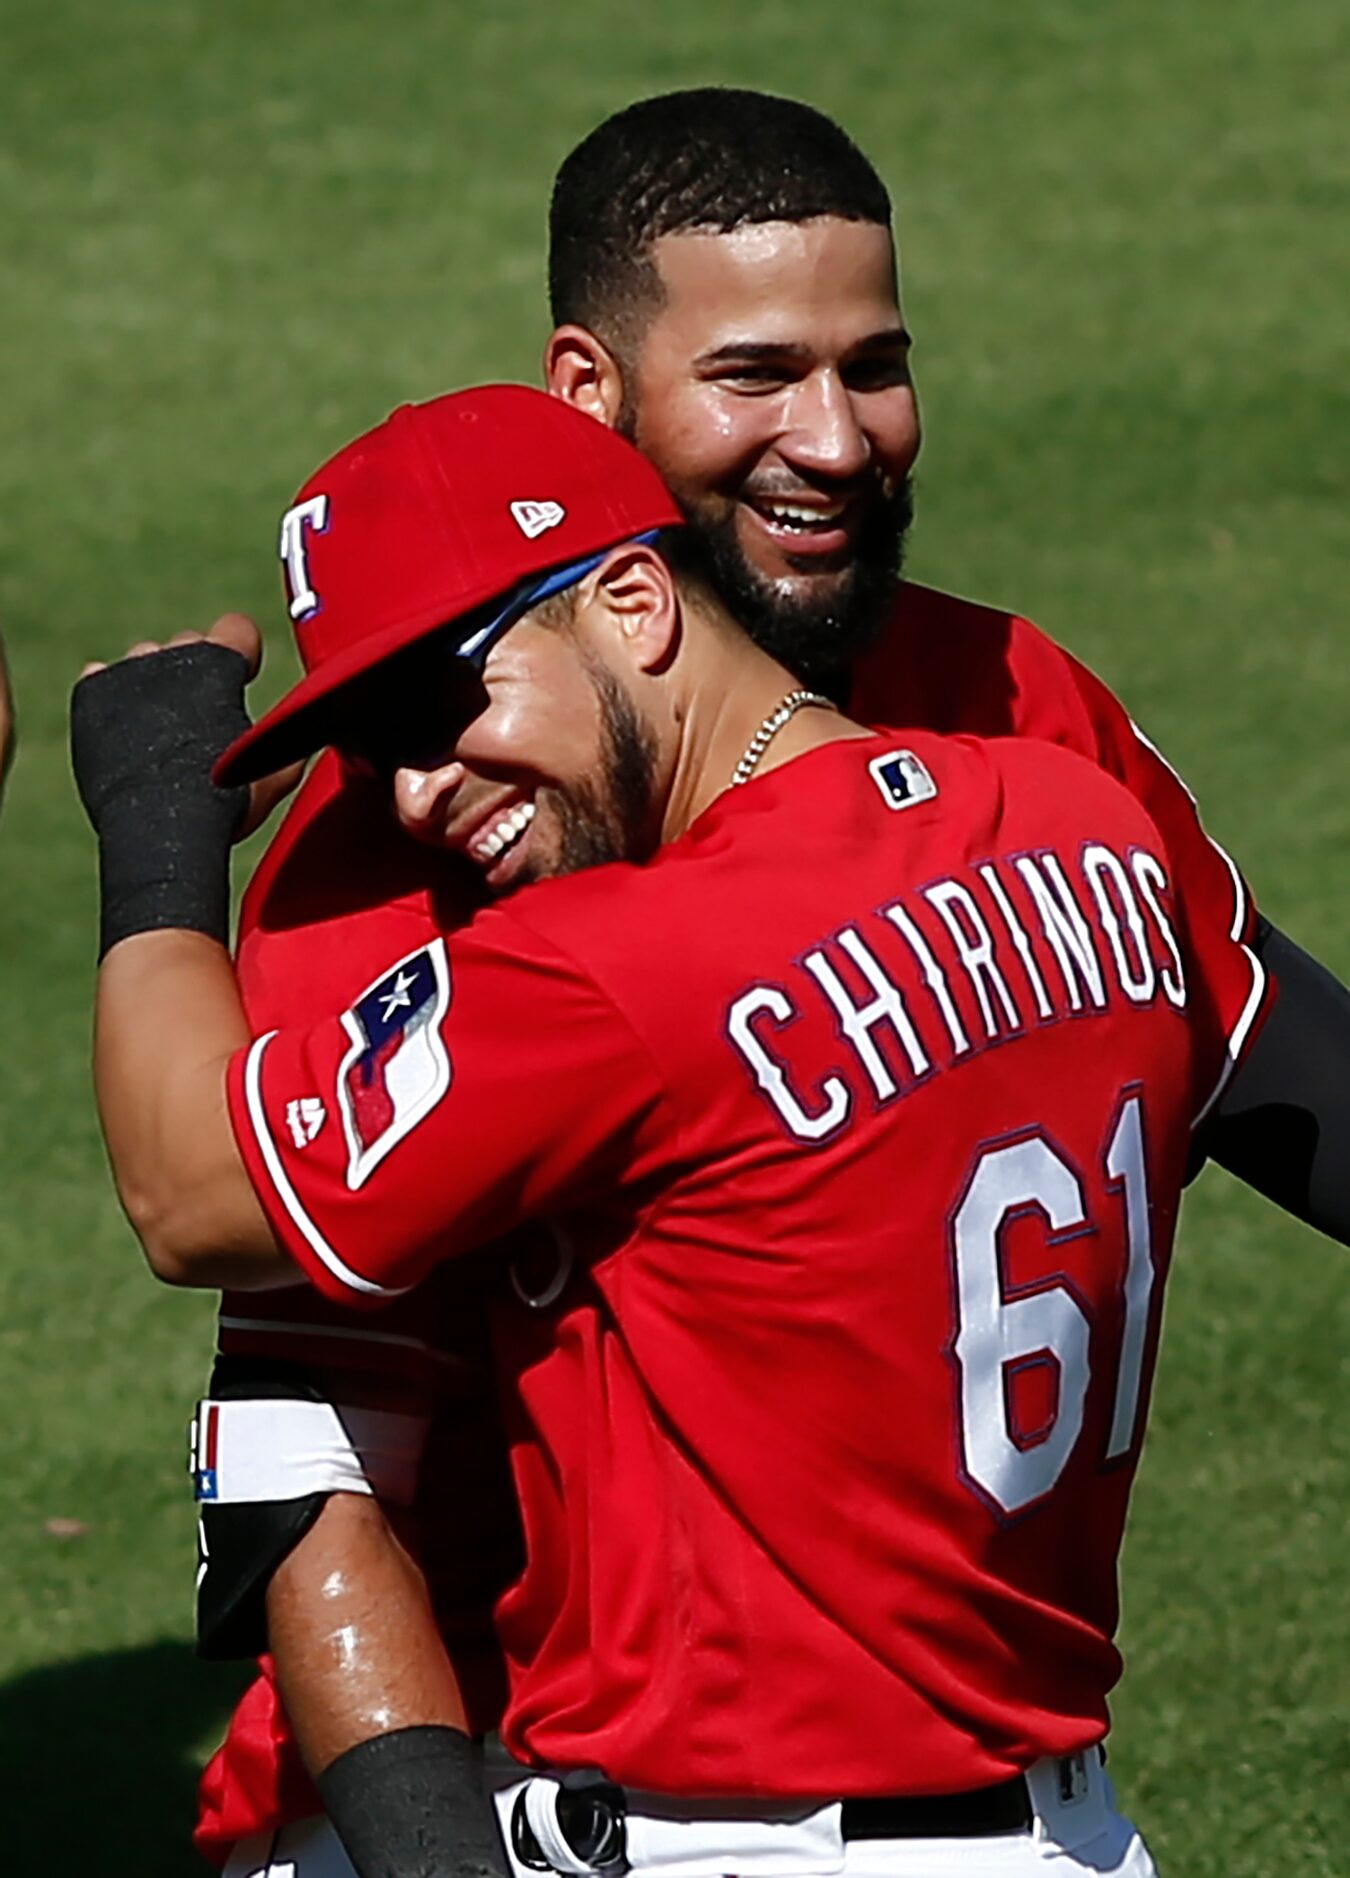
top-left (868, 748), bottom-right (939, 811)
top-left (337, 941), bottom-right (452, 1189)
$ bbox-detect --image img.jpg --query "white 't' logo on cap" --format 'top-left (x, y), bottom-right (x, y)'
top-left (279, 494), bottom-right (329, 621)
top-left (510, 500), bottom-right (566, 539)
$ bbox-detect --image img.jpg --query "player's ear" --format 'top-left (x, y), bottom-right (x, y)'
top-left (545, 325), bottom-right (625, 430)
top-left (586, 544), bottom-right (679, 676)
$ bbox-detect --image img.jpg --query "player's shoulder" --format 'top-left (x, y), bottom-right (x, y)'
top-left (239, 750), bottom-right (450, 940)
top-left (236, 754), bottom-right (486, 1023)
top-left (869, 719), bottom-right (1157, 831)
top-left (812, 727), bottom-right (1169, 881)
top-left (464, 857), bottom-right (656, 981)
top-left (858, 580), bottom-right (1127, 749)
top-left (892, 580), bottom-right (1080, 672)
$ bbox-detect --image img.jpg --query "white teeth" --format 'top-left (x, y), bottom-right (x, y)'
top-left (762, 501), bottom-right (844, 529)
top-left (474, 799), bottom-right (536, 865)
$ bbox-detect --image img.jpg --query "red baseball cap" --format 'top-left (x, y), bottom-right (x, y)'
top-left (214, 384), bottom-right (684, 786)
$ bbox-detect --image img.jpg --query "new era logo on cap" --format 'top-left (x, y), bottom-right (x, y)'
top-left (510, 499), bottom-right (566, 539)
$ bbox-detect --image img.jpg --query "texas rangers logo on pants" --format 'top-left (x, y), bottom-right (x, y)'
top-left (337, 941), bottom-right (452, 1189)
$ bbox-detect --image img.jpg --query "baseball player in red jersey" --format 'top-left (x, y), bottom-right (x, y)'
top-left (74, 385), bottom-right (1278, 1877)
top-left (159, 88), bottom-right (1345, 1877)
top-left (87, 84), bottom-right (1350, 1878)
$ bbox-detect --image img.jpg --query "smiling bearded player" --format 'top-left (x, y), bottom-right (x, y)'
top-left (75, 381), bottom-right (1289, 1878)
top-left (100, 90), bottom-right (1350, 1878)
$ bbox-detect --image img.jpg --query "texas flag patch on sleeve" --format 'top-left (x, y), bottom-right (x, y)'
top-left (337, 941), bottom-right (453, 1189)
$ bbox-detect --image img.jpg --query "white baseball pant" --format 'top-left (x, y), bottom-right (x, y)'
top-left (223, 1749), bottom-right (1158, 1878)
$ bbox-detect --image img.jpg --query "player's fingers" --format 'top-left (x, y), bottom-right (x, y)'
top-left (205, 613), bottom-right (263, 678)
top-left (124, 640), bottom-right (164, 659)
top-left (237, 759), bottom-right (307, 841)
top-left (78, 660), bottom-right (108, 680)
top-left (166, 630), bottom-right (208, 649)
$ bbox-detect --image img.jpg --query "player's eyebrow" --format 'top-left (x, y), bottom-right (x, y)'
top-left (693, 327), bottom-right (913, 368)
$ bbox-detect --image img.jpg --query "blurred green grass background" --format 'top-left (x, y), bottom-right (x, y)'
top-left (1, 1), bottom-right (1346, 1870)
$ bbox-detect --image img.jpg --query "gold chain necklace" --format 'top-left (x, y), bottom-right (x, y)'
top-left (729, 689), bottom-right (838, 787)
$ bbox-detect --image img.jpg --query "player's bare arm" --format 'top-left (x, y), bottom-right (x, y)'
top-left (268, 1490), bottom-right (469, 1767)
top-left (96, 928), bottom-right (276, 1281)
top-left (268, 1488), bottom-right (511, 1878)
top-left (74, 616), bottom-right (308, 1289)
top-left (248, 1349), bottom-right (472, 1770)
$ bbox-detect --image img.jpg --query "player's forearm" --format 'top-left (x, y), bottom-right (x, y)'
top-left (269, 1495), bottom-right (514, 1878)
top-left (267, 1490), bottom-right (470, 1774)
top-left (95, 929), bottom-right (282, 1285)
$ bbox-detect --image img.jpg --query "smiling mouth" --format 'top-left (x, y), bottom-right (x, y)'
top-left (741, 491), bottom-right (867, 554)
top-left (468, 799), bottom-right (537, 867)
top-left (750, 494), bottom-right (848, 532)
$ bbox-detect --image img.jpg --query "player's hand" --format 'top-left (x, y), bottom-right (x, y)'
top-left (78, 615), bottom-right (303, 840)
top-left (77, 610), bottom-right (263, 683)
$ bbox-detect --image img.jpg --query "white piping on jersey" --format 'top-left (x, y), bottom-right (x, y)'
top-left (1129, 718), bottom-right (1198, 805)
top-left (1194, 949), bottom-right (1268, 1126)
top-left (1134, 713), bottom-right (1269, 1119)
top-left (243, 1031), bottom-right (409, 1299)
top-left (1209, 830), bottom-right (1251, 946)
top-left (217, 1314), bottom-right (466, 1369)
top-left (1192, 834), bottom-right (1268, 1126)
top-left (1127, 720), bottom-right (1268, 1120)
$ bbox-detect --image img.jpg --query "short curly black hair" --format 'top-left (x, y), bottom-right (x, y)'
top-left (549, 88), bottom-right (892, 350)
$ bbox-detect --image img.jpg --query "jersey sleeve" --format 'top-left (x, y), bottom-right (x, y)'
top-left (227, 916), bottom-right (669, 1305)
top-left (227, 763), bottom-right (474, 1369)
top-left (1060, 649), bottom-right (1271, 1115)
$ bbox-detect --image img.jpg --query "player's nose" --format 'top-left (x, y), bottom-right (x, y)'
top-left (780, 372), bottom-right (871, 481)
top-left (392, 758), bottom-right (467, 841)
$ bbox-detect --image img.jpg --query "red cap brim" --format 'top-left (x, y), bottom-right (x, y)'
top-left (214, 561), bottom-right (535, 787)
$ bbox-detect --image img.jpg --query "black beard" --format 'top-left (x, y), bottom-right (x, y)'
top-left (617, 389), bottom-right (912, 701)
top-left (516, 660), bottom-right (659, 883)
top-left (686, 477), bottom-right (913, 701)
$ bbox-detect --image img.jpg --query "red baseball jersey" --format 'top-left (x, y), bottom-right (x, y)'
top-left (226, 723), bottom-right (1264, 1797)
top-left (196, 584), bottom-right (1265, 1858)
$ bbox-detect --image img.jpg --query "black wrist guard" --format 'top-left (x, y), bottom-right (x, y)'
top-left (70, 642), bottom-right (252, 958)
top-left (317, 1727), bottom-right (511, 1878)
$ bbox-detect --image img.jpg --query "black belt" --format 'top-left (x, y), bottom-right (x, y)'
top-left (842, 1775), bottom-right (1032, 1839)
top-left (512, 1771), bottom-right (1039, 1873)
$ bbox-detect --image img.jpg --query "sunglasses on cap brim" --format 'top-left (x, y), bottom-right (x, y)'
top-left (330, 530), bottom-right (660, 777)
